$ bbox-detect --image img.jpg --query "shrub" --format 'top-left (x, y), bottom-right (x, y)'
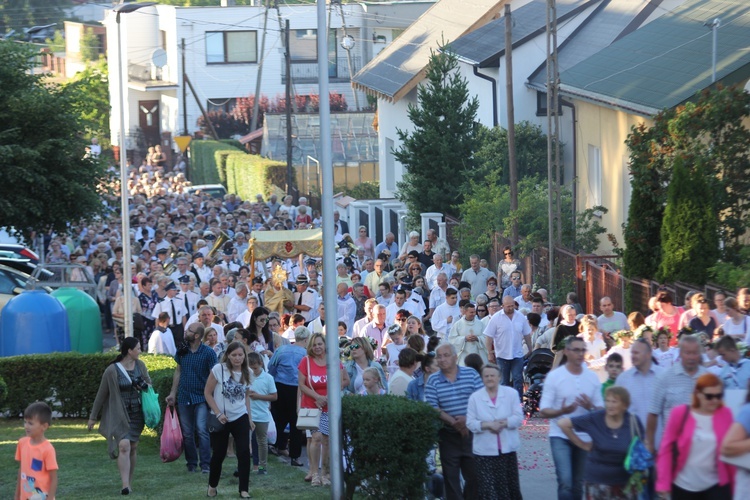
top-left (225, 152), bottom-right (288, 200)
top-left (0, 353), bottom-right (176, 423)
top-left (342, 395), bottom-right (440, 499)
top-left (190, 140), bottom-right (243, 185)
top-left (0, 374), bottom-right (7, 408)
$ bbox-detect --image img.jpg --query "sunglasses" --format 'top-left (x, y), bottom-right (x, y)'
top-left (396, 318), bottom-right (407, 322)
top-left (567, 348), bottom-right (587, 354)
top-left (257, 317), bottom-right (269, 323)
top-left (476, 308), bottom-right (487, 312)
top-left (702, 392), bottom-right (723, 401)
top-left (504, 252), bottom-right (512, 256)
top-left (351, 343), bottom-right (361, 349)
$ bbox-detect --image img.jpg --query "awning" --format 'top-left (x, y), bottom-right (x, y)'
top-left (247, 229), bottom-right (323, 260)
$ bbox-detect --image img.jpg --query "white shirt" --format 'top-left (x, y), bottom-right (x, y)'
top-left (148, 328), bottom-right (177, 356)
top-left (236, 309), bottom-right (253, 329)
top-left (431, 301), bottom-right (461, 338)
top-left (722, 316), bottom-right (750, 342)
top-left (539, 365), bottom-right (603, 441)
top-left (385, 302), bottom-right (408, 327)
top-left (151, 297), bottom-right (187, 327)
top-left (337, 294), bottom-right (357, 335)
top-left (514, 296), bottom-right (533, 311)
top-left (674, 412), bottom-right (718, 492)
top-left (429, 286), bottom-right (447, 310)
top-left (294, 288), bottom-right (319, 322)
top-left (424, 265), bottom-right (449, 290)
top-left (484, 310), bottom-right (531, 360)
top-left (597, 311), bottom-right (629, 334)
top-left (227, 296), bottom-right (248, 323)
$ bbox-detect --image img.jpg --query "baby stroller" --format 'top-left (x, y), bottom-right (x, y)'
top-left (523, 348), bottom-right (555, 418)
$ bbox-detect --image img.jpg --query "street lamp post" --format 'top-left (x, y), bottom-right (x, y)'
top-left (114, 2), bottom-right (156, 338)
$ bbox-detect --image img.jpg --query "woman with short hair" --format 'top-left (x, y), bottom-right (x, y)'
top-left (467, 363), bottom-right (524, 500)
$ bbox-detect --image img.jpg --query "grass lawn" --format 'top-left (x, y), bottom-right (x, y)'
top-left (0, 419), bottom-right (329, 499)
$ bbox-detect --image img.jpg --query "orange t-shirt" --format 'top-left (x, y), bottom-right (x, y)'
top-left (15, 437), bottom-right (58, 500)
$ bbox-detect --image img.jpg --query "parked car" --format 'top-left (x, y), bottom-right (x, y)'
top-left (186, 184), bottom-right (227, 199)
top-left (0, 263), bottom-right (46, 315)
top-left (0, 244), bottom-right (39, 264)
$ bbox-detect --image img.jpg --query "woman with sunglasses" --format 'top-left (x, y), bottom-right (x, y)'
top-left (657, 373), bottom-right (735, 499)
top-left (497, 246), bottom-right (522, 291)
top-left (344, 337), bottom-right (388, 396)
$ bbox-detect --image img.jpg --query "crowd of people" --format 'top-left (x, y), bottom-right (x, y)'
top-left (20, 160), bottom-right (750, 499)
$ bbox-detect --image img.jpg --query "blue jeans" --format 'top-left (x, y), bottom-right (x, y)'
top-left (550, 437), bottom-right (587, 500)
top-left (178, 402), bottom-right (211, 470)
top-left (498, 357), bottom-right (524, 401)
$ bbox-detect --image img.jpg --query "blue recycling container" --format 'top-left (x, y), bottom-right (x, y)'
top-left (0, 290), bottom-right (71, 356)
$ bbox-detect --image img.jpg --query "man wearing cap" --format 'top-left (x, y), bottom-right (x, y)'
top-left (167, 322), bottom-right (218, 474)
top-left (191, 252), bottom-right (212, 285)
top-left (218, 248), bottom-right (240, 273)
top-left (292, 275), bottom-right (319, 322)
top-left (152, 281), bottom-right (188, 344)
top-left (177, 275), bottom-right (200, 317)
top-left (170, 257), bottom-right (191, 283)
top-left (199, 232), bottom-right (215, 257)
top-left (155, 247), bottom-right (170, 268)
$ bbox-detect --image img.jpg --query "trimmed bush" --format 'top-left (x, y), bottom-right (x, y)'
top-left (190, 140), bottom-right (243, 186)
top-left (225, 152), bottom-right (288, 201)
top-left (342, 395), bottom-right (440, 499)
top-left (0, 374), bottom-right (7, 409)
top-left (0, 353), bottom-right (176, 421)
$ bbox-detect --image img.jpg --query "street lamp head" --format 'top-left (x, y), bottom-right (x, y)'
top-left (340, 34), bottom-right (355, 51)
top-left (114, 2), bottom-right (157, 15)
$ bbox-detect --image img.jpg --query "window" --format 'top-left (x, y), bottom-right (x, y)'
top-left (289, 29), bottom-right (337, 66)
top-left (588, 144), bottom-right (602, 213)
top-left (207, 98), bottom-right (237, 113)
top-left (536, 91), bottom-right (563, 116)
top-left (206, 31), bottom-right (257, 64)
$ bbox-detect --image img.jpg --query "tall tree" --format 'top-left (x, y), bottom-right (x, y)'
top-left (394, 46), bottom-right (479, 225)
top-left (658, 157), bottom-right (718, 284)
top-left (0, 43), bottom-right (110, 240)
top-left (623, 85), bottom-right (750, 278)
top-left (64, 58), bottom-right (110, 141)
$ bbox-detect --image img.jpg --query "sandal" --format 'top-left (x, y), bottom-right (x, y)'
top-left (311, 473), bottom-right (322, 487)
top-left (239, 492), bottom-right (251, 498)
top-left (321, 474), bottom-right (331, 486)
top-left (304, 471), bottom-right (313, 482)
top-left (207, 486), bottom-right (218, 497)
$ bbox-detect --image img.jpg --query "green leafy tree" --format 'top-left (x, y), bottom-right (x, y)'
top-left (471, 121), bottom-right (550, 189)
top-left (0, 1), bottom-right (68, 34)
top-left (623, 85), bottom-right (750, 278)
top-left (64, 58), bottom-right (110, 141)
top-left (45, 29), bottom-right (65, 53)
top-left (79, 28), bottom-right (100, 62)
top-left (658, 157), bottom-right (718, 284)
top-left (394, 46), bottom-right (479, 225)
top-left (0, 43), bottom-right (110, 240)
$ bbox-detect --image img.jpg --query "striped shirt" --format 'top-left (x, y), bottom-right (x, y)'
top-left (175, 344), bottom-right (218, 405)
top-left (648, 362), bottom-right (706, 444)
top-left (425, 366), bottom-right (483, 419)
top-left (615, 364), bottom-right (664, 426)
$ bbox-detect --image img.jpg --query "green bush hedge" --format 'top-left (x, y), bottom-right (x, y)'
top-left (190, 140), bottom-right (243, 186)
top-left (225, 152), bottom-right (287, 201)
top-left (0, 353), bottom-right (176, 423)
top-left (0, 374), bottom-right (7, 409)
top-left (342, 395), bottom-right (440, 499)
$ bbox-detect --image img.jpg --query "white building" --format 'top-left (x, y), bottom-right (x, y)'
top-left (104, 1), bottom-right (433, 154)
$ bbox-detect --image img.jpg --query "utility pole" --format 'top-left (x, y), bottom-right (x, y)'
top-left (285, 18), bottom-right (293, 196)
top-left (545, 0), bottom-right (556, 290)
top-left (250, 0), bottom-right (270, 132)
top-left (505, 4), bottom-right (518, 245)
top-left (181, 38), bottom-right (188, 135)
top-left (552, 1), bottom-right (562, 245)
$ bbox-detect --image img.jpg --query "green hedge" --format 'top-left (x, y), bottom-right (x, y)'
top-left (0, 374), bottom-right (7, 409)
top-left (225, 152), bottom-right (287, 201)
top-left (0, 353), bottom-right (176, 423)
top-left (190, 140), bottom-right (243, 186)
top-left (342, 395), bottom-right (440, 499)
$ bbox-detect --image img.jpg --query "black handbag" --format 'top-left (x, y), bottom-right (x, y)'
top-left (207, 365), bottom-right (226, 433)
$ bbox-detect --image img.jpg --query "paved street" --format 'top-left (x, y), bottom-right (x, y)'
top-left (518, 417), bottom-right (557, 498)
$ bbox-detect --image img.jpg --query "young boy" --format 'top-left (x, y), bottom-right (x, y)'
top-left (148, 312), bottom-right (177, 355)
top-left (601, 353), bottom-right (624, 397)
top-left (16, 401), bottom-right (58, 500)
top-left (247, 352), bottom-right (278, 474)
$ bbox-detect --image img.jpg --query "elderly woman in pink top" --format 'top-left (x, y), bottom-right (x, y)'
top-left (656, 373), bottom-right (735, 499)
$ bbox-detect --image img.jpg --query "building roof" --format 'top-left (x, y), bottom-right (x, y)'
top-left (559, 0), bottom-right (750, 115)
top-left (527, 0), bottom-right (668, 90)
top-left (450, 0), bottom-right (598, 68)
top-left (351, 0), bottom-right (509, 102)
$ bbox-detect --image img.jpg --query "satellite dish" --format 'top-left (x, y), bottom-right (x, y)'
top-left (151, 48), bottom-right (168, 68)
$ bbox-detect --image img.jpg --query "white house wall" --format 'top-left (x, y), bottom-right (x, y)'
top-left (108, 3), bottom-right (423, 148)
top-left (378, 88), bottom-right (416, 198)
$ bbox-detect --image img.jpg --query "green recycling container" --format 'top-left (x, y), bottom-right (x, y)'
top-left (50, 287), bottom-right (102, 353)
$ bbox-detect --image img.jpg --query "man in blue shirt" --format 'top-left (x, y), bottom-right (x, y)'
top-left (268, 326), bottom-right (310, 466)
top-left (166, 322), bottom-right (217, 473)
top-left (425, 343), bottom-right (483, 499)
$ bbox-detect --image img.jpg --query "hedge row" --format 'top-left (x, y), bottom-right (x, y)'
top-left (225, 152), bottom-right (287, 201)
top-left (189, 140), bottom-right (244, 186)
top-left (342, 395), bottom-right (440, 499)
top-left (0, 353), bottom-right (176, 423)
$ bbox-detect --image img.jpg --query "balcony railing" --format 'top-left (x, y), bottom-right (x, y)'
top-left (281, 55), bottom-right (361, 83)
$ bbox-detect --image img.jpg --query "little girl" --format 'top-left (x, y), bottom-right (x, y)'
top-left (578, 315), bottom-right (607, 381)
top-left (359, 367), bottom-right (386, 396)
top-left (384, 324), bottom-right (408, 377)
